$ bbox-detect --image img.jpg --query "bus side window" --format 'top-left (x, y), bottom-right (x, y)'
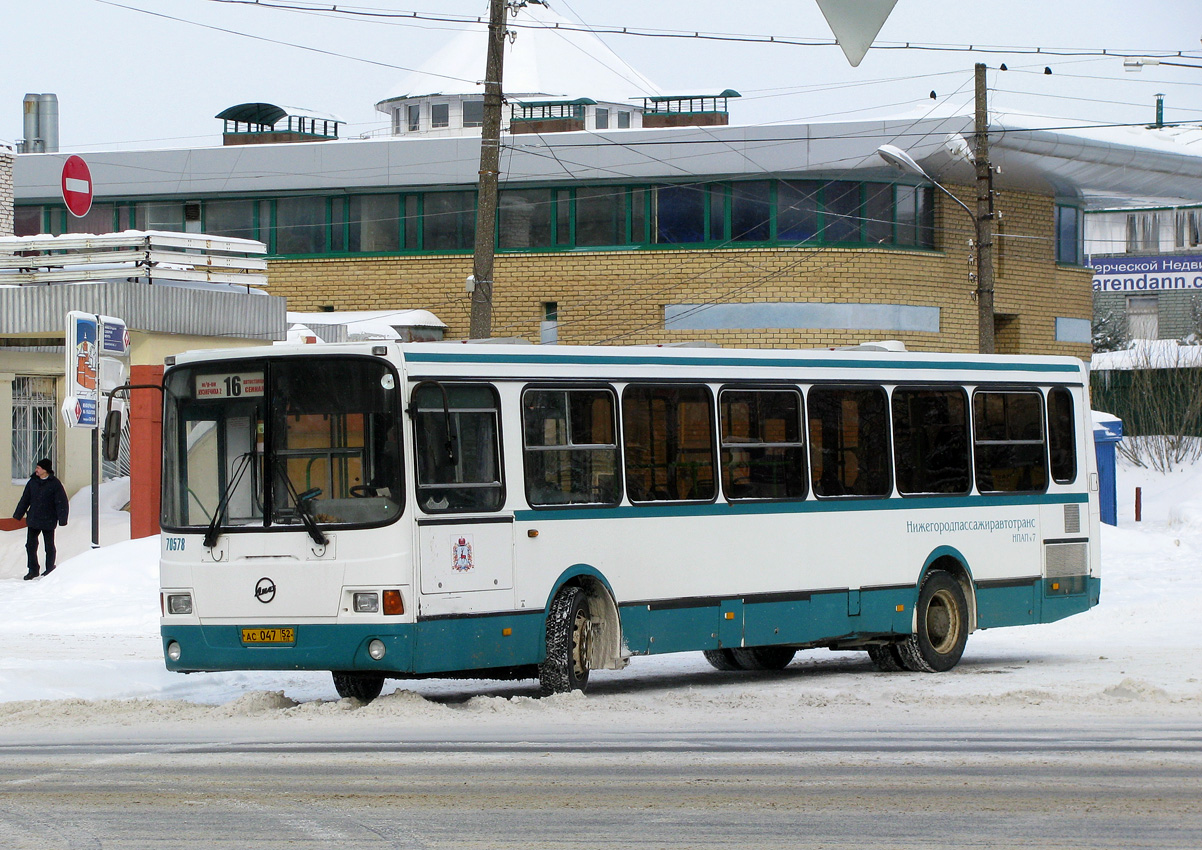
top-left (522, 388), bottom-right (620, 507)
top-left (808, 385), bottom-right (891, 498)
top-left (413, 383), bottom-right (504, 512)
top-left (892, 387), bottom-right (971, 496)
top-left (622, 384), bottom-right (716, 502)
top-left (972, 390), bottom-right (1047, 493)
top-left (719, 388), bottom-right (807, 501)
top-left (1047, 387), bottom-right (1077, 484)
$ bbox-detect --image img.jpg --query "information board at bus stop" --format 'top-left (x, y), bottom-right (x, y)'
top-left (63, 311), bottom-right (129, 429)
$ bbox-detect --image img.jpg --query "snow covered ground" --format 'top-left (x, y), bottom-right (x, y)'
top-left (0, 460), bottom-right (1199, 733)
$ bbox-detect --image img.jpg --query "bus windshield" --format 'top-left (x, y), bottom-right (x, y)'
top-left (162, 356), bottom-right (403, 532)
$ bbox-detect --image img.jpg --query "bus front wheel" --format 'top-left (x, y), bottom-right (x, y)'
top-left (538, 586), bottom-right (592, 696)
top-left (332, 671), bottom-right (385, 703)
top-left (898, 571), bottom-right (968, 673)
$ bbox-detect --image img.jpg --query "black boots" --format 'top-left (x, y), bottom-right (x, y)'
top-left (23, 571), bottom-right (37, 581)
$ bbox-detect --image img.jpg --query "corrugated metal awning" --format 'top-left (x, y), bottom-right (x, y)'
top-left (0, 281), bottom-right (286, 340)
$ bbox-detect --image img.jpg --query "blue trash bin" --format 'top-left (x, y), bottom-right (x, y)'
top-left (1092, 411), bottom-right (1123, 526)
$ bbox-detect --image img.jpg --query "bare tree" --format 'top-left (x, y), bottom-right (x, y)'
top-left (1111, 342), bottom-right (1202, 472)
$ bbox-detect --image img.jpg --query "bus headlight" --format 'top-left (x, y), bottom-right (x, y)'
top-left (167, 641), bottom-right (182, 662)
top-left (353, 592), bottom-right (379, 613)
top-left (167, 593), bottom-right (193, 615)
top-left (368, 639), bottom-right (386, 660)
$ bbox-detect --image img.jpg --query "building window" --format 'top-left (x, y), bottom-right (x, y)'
top-left (275, 196), bottom-right (328, 255)
top-left (462, 99), bottom-right (484, 128)
top-left (731, 181), bottom-right (771, 242)
top-left (574, 187), bottom-right (624, 246)
top-left (204, 199), bottom-right (257, 241)
top-left (349, 195), bottom-right (401, 253)
top-left (824, 181), bottom-right (863, 243)
top-left (1126, 295), bottom-right (1159, 340)
top-left (14, 206), bottom-right (42, 236)
top-left (653, 185), bottom-right (706, 244)
top-left (595, 107), bottom-right (609, 130)
top-left (431, 103), bottom-right (450, 129)
top-left (540, 301), bottom-right (559, 345)
top-left (407, 104), bottom-right (421, 132)
top-left (1056, 205), bottom-right (1082, 265)
top-left (777, 180), bottom-right (820, 244)
top-left (499, 189), bottom-right (552, 249)
top-left (617, 111), bottom-right (631, 129)
top-left (422, 191), bottom-right (476, 250)
top-left (11, 376), bottom-right (56, 482)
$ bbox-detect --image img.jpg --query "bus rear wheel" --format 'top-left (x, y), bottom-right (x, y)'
top-left (898, 571), bottom-right (968, 673)
top-left (538, 586), bottom-right (592, 696)
top-left (332, 671), bottom-right (385, 703)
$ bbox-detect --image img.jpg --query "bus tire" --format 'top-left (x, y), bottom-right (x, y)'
top-left (332, 671), bottom-right (385, 703)
top-left (703, 649), bottom-right (744, 671)
top-left (538, 586), bottom-right (591, 696)
top-left (867, 643), bottom-right (907, 672)
top-left (898, 571), bottom-right (968, 673)
top-left (731, 646), bottom-right (796, 670)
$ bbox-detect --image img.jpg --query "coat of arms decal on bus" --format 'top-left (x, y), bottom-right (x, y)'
top-left (452, 536), bottom-right (474, 572)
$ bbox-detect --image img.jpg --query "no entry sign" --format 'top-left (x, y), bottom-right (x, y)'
top-left (61, 155), bottom-right (93, 218)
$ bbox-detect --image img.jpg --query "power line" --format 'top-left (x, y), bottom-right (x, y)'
top-left (190, 0), bottom-right (1202, 62)
top-left (90, 0), bottom-right (480, 83)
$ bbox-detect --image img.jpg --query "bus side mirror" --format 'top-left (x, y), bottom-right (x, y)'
top-left (102, 409), bottom-right (123, 463)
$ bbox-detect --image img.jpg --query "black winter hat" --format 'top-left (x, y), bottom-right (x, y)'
top-left (36, 458), bottom-right (53, 475)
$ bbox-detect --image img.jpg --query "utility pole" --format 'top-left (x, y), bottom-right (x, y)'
top-left (973, 61), bottom-right (996, 354)
top-left (469, 0), bottom-right (509, 339)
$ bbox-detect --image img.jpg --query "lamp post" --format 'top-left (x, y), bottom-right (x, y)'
top-left (877, 143), bottom-right (995, 354)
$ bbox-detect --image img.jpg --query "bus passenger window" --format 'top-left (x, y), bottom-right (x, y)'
top-left (892, 387), bottom-right (971, 496)
top-left (622, 385), bottom-right (716, 502)
top-left (972, 390), bottom-right (1047, 493)
top-left (413, 383), bottom-right (504, 512)
top-left (807, 386), bottom-right (891, 498)
top-left (719, 389), bottom-right (807, 501)
top-left (1048, 388), bottom-right (1077, 484)
top-left (523, 388), bottom-right (620, 507)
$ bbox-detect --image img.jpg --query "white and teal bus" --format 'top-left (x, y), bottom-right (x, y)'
top-left (155, 341), bottom-right (1100, 701)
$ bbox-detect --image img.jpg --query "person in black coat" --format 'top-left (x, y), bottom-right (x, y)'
top-left (13, 458), bottom-right (69, 580)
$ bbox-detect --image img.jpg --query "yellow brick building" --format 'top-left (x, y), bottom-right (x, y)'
top-left (267, 183), bottom-right (1091, 357)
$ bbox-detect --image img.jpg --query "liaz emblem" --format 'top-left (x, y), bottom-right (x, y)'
top-left (452, 536), bottom-right (474, 572)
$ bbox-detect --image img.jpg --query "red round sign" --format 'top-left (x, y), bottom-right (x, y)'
top-left (61, 155), bottom-right (94, 218)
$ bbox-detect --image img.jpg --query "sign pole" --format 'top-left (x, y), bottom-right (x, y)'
top-left (92, 424), bottom-right (100, 548)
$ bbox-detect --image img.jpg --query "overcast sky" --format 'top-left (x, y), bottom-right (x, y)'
top-left (3, 0), bottom-right (1200, 152)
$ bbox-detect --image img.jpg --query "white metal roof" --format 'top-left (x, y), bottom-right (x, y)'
top-left (375, 1), bottom-right (661, 109)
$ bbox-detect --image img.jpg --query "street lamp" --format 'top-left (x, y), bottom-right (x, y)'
top-left (877, 143), bottom-right (994, 354)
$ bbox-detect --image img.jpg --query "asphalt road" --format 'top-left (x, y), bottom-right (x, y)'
top-left (1, 723), bottom-right (1200, 849)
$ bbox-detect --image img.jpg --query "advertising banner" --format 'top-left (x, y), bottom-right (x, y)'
top-left (62, 312), bottom-right (129, 429)
top-left (63, 311), bottom-right (99, 428)
top-left (1091, 255), bottom-right (1202, 293)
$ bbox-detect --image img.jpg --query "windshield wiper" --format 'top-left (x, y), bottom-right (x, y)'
top-left (271, 457), bottom-right (328, 547)
top-left (203, 452), bottom-right (254, 550)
